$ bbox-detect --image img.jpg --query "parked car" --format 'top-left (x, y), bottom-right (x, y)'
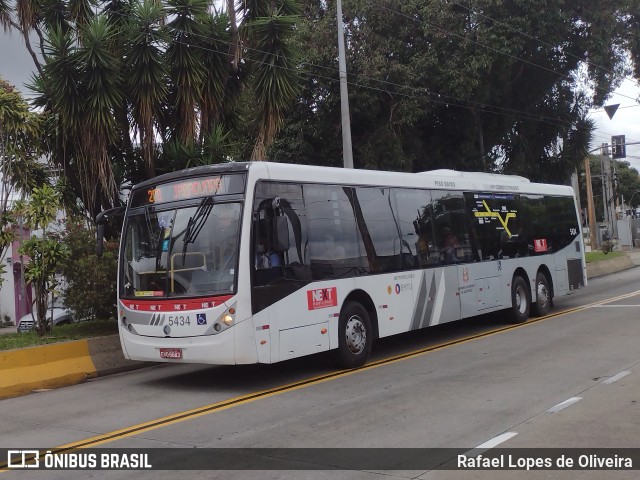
top-left (17, 306), bottom-right (73, 332)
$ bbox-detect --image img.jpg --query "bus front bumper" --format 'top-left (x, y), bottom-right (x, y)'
top-left (119, 326), bottom-right (237, 365)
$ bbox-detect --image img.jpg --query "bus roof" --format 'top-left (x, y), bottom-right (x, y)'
top-left (131, 161), bottom-right (575, 197)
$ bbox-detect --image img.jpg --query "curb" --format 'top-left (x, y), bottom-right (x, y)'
top-left (0, 335), bottom-right (148, 400)
top-left (586, 253), bottom-right (635, 278)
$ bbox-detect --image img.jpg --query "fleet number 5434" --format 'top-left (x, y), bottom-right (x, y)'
top-left (168, 316), bottom-right (190, 326)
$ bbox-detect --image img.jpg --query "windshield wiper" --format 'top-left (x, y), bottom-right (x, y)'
top-left (182, 197), bottom-right (214, 263)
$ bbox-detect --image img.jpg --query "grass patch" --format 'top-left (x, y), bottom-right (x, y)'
top-left (585, 251), bottom-right (625, 263)
top-left (0, 320), bottom-right (118, 351)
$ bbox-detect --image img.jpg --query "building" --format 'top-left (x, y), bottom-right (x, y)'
top-left (0, 225), bottom-right (32, 325)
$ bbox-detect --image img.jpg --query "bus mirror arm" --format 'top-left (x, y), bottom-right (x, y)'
top-left (95, 206), bottom-right (126, 257)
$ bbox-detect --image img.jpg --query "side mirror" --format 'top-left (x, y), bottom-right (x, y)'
top-left (95, 206), bottom-right (125, 257)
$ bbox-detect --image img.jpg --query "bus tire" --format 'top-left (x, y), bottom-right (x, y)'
top-left (335, 301), bottom-right (372, 369)
top-left (509, 275), bottom-right (530, 323)
top-left (532, 272), bottom-right (551, 317)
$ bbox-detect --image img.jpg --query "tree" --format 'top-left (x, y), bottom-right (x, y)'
top-left (579, 157), bottom-right (640, 223)
top-left (57, 220), bottom-right (118, 321)
top-left (270, 0), bottom-right (639, 182)
top-left (240, 0), bottom-right (300, 160)
top-left (3, 0), bottom-right (301, 219)
top-left (0, 78), bottom-right (47, 287)
top-left (616, 161), bottom-right (640, 210)
top-left (18, 184), bottom-right (69, 336)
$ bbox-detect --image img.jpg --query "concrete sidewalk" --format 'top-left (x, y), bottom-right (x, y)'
top-left (585, 248), bottom-right (640, 278)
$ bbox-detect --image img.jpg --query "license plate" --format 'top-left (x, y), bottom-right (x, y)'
top-left (159, 348), bottom-right (182, 359)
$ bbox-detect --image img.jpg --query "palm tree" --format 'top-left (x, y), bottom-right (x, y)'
top-left (11, 0), bottom-right (302, 217)
top-left (31, 17), bottom-right (122, 217)
top-left (124, 0), bottom-right (169, 178)
top-left (165, 0), bottom-right (208, 145)
top-left (238, 0), bottom-right (300, 160)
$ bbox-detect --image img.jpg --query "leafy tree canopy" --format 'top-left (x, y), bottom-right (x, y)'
top-left (270, 0), bottom-right (640, 184)
top-left (2, 0), bottom-right (639, 222)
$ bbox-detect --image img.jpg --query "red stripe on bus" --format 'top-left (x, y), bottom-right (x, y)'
top-left (120, 295), bottom-right (233, 312)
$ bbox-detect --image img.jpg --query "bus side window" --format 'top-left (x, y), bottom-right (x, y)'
top-left (393, 188), bottom-right (438, 268)
top-left (253, 181), bottom-right (310, 287)
top-left (306, 184), bottom-right (364, 279)
top-left (432, 190), bottom-right (472, 264)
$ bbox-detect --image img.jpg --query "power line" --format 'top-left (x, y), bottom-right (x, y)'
top-left (26, 5), bottom-right (636, 147)
top-left (67, 6), bottom-right (591, 131)
top-left (591, 104), bottom-right (640, 113)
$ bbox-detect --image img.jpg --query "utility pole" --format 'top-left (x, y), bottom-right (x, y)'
top-left (584, 155), bottom-right (598, 250)
top-left (600, 152), bottom-right (609, 232)
top-left (583, 139), bottom-right (640, 248)
top-left (336, 0), bottom-right (354, 169)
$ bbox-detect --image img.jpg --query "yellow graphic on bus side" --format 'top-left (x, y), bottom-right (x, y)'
top-left (474, 200), bottom-right (517, 237)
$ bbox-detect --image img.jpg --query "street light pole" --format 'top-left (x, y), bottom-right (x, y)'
top-left (336, 0), bottom-right (354, 169)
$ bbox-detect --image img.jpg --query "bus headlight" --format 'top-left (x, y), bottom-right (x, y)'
top-left (211, 308), bottom-right (236, 334)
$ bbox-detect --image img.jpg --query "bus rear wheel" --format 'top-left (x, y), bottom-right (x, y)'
top-left (509, 275), bottom-right (530, 323)
top-left (335, 301), bottom-right (372, 369)
top-left (532, 272), bottom-right (551, 317)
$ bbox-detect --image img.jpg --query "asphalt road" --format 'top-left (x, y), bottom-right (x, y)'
top-left (3, 267), bottom-right (640, 479)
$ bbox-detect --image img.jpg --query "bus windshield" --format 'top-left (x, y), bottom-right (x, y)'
top-left (121, 202), bottom-right (241, 298)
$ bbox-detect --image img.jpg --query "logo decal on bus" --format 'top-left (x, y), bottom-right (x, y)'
top-left (149, 313), bottom-right (166, 326)
top-left (196, 313), bottom-right (207, 325)
top-left (534, 239), bottom-right (548, 252)
top-left (395, 283), bottom-right (412, 294)
top-left (307, 287), bottom-right (338, 310)
top-left (462, 267), bottom-right (469, 283)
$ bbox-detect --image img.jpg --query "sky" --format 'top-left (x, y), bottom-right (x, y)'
top-left (1, 29), bottom-right (639, 171)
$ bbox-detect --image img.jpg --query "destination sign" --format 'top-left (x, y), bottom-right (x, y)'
top-left (130, 174), bottom-right (245, 208)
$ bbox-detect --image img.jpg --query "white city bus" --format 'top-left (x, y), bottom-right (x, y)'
top-left (99, 162), bottom-right (586, 368)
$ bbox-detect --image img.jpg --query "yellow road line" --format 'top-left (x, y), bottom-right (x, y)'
top-left (2, 288), bottom-right (639, 468)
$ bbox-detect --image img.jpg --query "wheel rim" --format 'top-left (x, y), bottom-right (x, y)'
top-left (537, 281), bottom-right (549, 309)
top-left (515, 285), bottom-right (528, 314)
top-left (345, 315), bottom-right (366, 355)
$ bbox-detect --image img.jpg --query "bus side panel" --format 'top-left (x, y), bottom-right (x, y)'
top-left (459, 262), bottom-right (501, 318)
top-left (250, 310), bottom-right (271, 364)
top-left (410, 267), bottom-right (461, 327)
top-left (554, 257), bottom-right (568, 294)
top-left (265, 279), bottom-right (351, 362)
top-left (354, 273), bottom-right (417, 338)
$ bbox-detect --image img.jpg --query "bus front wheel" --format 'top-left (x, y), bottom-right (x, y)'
top-left (532, 272), bottom-right (551, 317)
top-left (335, 301), bottom-right (372, 369)
top-left (509, 275), bottom-right (530, 323)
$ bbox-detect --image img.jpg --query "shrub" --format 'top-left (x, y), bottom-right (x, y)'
top-left (58, 220), bottom-right (119, 321)
top-left (601, 240), bottom-right (614, 254)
